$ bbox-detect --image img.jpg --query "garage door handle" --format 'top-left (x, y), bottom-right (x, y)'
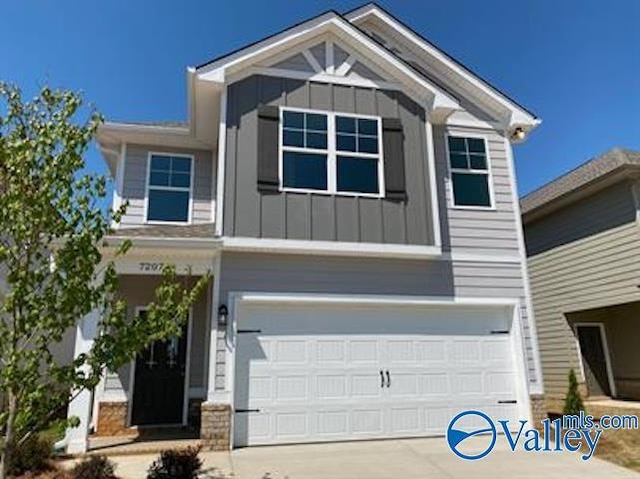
top-left (497, 400), bottom-right (517, 404)
top-left (236, 408), bottom-right (261, 413)
top-left (385, 370), bottom-right (391, 388)
top-left (380, 370), bottom-right (385, 388)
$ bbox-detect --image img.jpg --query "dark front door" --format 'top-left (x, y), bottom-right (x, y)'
top-left (131, 321), bottom-right (188, 426)
top-left (576, 324), bottom-right (612, 397)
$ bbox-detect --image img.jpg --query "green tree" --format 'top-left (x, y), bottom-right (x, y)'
top-left (563, 368), bottom-right (585, 416)
top-left (0, 83), bottom-right (209, 477)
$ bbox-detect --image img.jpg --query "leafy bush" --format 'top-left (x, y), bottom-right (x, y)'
top-left (72, 455), bottom-right (119, 479)
top-left (563, 368), bottom-right (585, 415)
top-left (146, 446), bottom-right (202, 479)
top-left (6, 435), bottom-right (53, 476)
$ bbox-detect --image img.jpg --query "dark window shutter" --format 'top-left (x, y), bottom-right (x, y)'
top-left (257, 105), bottom-right (280, 193)
top-left (382, 117), bottom-right (407, 202)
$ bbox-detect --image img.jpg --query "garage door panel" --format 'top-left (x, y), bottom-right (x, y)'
top-left (234, 303), bottom-right (521, 446)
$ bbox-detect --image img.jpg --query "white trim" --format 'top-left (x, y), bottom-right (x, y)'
top-left (574, 322), bottom-right (617, 398)
top-left (238, 66), bottom-right (403, 92)
top-left (302, 49), bottom-right (323, 73)
top-left (424, 118), bottom-right (441, 248)
top-left (444, 131), bottom-right (496, 210)
top-left (210, 149), bottom-right (217, 223)
top-left (197, 15), bottom-right (459, 111)
top-left (232, 292), bottom-right (520, 308)
top-left (278, 106), bottom-right (386, 198)
top-left (335, 54), bottom-right (357, 76)
top-left (101, 121), bottom-right (190, 135)
top-left (111, 142), bottom-right (127, 226)
top-left (144, 151), bottom-right (195, 225)
top-left (222, 236), bottom-right (441, 259)
top-left (226, 291), bottom-right (532, 446)
top-left (445, 250), bottom-right (522, 264)
top-left (128, 307), bottom-right (193, 427)
top-left (344, 5), bottom-right (539, 128)
top-left (215, 86), bottom-right (228, 237)
top-left (206, 256), bottom-right (228, 403)
top-left (504, 137), bottom-right (543, 394)
top-left (325, 40), bottom-right (335, 75)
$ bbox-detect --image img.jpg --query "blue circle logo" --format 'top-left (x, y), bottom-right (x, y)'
top-left (446, 410), bottom-right (497, 460)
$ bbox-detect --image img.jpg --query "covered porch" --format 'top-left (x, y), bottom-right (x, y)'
top-left (567, 301), bottom-right (640, 400)
top-left (63, 225), bottom-right (225, 454)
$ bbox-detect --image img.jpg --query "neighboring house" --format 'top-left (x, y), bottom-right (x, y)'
top-left (522, 148), bottom-right (640, 408)
top-left (65, 3), bottom-right (543, 453)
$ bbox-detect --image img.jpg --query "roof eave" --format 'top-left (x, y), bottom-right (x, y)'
top-left (345, 3), bottom-right (540, 129)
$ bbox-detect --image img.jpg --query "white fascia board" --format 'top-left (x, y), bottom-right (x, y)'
top-left (101, 121), bottom-right (190, 135)
top-left (197, 14), bottom-right (458, 112)
top-left (233, 291), bottom-right (520, 309)
top-left (346, 5), bottom-right (539, 128)
top-left (103, 235), bottom-right (223, 251)
top-left (222, 236), bottom-right (442, 259)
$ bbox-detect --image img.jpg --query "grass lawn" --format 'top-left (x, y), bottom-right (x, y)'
top-left (585, 406), bottom-right (640, 472)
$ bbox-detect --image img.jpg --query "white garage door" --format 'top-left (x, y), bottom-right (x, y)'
top-left (233, 302), bottom-right (522, 447)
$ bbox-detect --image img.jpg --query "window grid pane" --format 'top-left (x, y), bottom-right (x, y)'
top-left (280, 110), bottom-right (382, 195)
top-left (335, 116), bottom-right (379, 155)
top-left (149, 155), bottom-right (192, 189)
top-left (448, 137), bottom-right (487, 172)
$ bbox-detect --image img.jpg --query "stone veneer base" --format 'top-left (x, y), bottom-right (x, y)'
top-left (201, 403), bottom-right (231, 451)
top-left (95, 401), bottom-right (130, 436)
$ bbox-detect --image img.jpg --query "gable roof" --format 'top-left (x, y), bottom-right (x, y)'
top-left (344, 3), bottom-right (539, 129)
top-left (195, 8), bottom-right (459, 112)
top-left (521, 148), bottom-right (640, 219)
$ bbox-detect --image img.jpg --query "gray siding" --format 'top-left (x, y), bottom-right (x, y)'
top-left (524, 181), bottom-right (637, 256)
top-left (527, 213), bottom-right (640, 398)
top-left (433, 126), bottom-right (521, 256)
top-left (215, 252), bottom-right (537, 390)
top-left (223, 75), bottom-right (436, 246)
top-left (119, 144), bottom-right (214, 228)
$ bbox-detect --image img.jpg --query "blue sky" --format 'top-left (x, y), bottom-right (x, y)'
top-left (1, 0), bottom-right (639, 197)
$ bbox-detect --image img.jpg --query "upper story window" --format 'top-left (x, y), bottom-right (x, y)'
top-left (146, 153), bottom-right (193, 223)
top-left (447, 136), bottom-right (492, 208)
top-left (280, 108), bottom-right (384, 197)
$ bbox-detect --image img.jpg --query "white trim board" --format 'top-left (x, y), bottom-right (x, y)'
top-left (344, 4), bottom-right (539, 130)
top-left (221, 236), bottom-right (442, 259)
top-left (196, 13), bottom-right (459, 112)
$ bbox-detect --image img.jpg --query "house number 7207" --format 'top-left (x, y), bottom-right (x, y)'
top-left (139, 262), bottom-right (164, 272)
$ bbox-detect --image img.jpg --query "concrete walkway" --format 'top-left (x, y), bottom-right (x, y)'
top-left (97, 436), bottom-right (640, 479)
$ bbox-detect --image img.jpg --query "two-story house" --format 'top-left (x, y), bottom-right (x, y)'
top-left (522, 148), bottom-right (640, 409)
top-left (65, 3), bottom-right (543, 453)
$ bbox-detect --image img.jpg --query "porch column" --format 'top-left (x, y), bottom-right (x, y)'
top-left (65, 307), bottom-right (100, 454)
top-left (202, 256), bottom-right (232, 450)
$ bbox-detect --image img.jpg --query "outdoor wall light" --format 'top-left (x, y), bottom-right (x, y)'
top-left (218, 304), bottom-right (228, 327)
top-left (512, 127), bottom-right (526, 141)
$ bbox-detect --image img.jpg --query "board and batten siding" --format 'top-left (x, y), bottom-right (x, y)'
top-left (223, 74), bottom-right (436, 246)
top-left (433, 125), bottom-right (521, 257)
top-left (215, 252), bottom-right (539, 391)
top-left (525, 181), bottom-right (640, 397)
top-left (119, 144), bottom-right (214, 228)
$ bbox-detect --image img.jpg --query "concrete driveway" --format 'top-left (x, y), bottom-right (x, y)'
top-left (229, 437), bottom-right (640, 479)
top-left (105, 436), bottom-right (640, 478)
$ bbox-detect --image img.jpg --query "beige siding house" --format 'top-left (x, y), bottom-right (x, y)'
top-left (522, 148), bottom-right (640, 406)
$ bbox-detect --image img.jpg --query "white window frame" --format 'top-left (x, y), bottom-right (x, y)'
top-left (278, 106), bottom-right (385, 199)
top-left (444, 132), bottom-right (495, 210)
top-left (144, 151), bottom-right (195, 225)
